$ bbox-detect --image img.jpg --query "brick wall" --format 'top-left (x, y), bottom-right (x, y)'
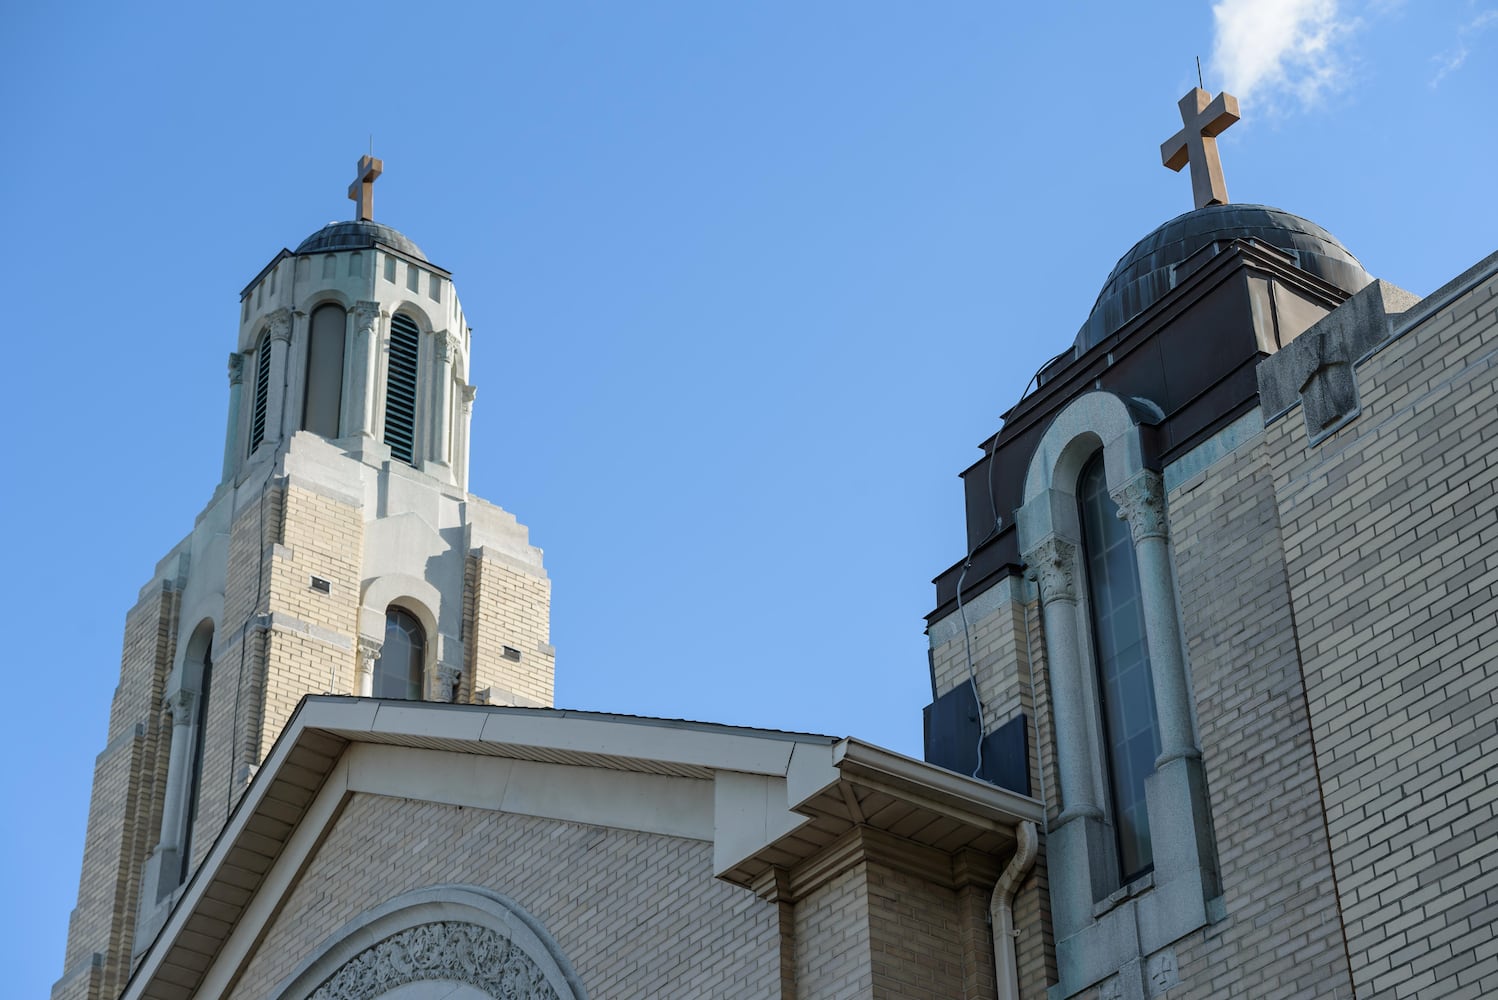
top-left (227, 793), bottom-right (782, 999)
top-left (465, 550), bottom-right (555, 707)
top-left (53, 584), bottom-right (178, 1000)
top-left (1267, 269), bottom-right (1498, 999)
top-left (1165, 438), bottom-right (1355, 998)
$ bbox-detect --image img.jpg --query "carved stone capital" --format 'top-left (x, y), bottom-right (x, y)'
top-left (1111, 471), bottom-right (1168, 542)
top-left (353, 300), bottom-right (381, 336)
top-left (1024, 536), bottom-right (1078, 603)
top-left (358, 638), bottom-right (382, 671)
top-left (267, 308), bottom-right (292, 343)
top-left (227, 352), bottom-right (245, 385)
top-left (460, 383), bottom-right (477, 407)
top-left (165, 688), bottom-right (196, 723)
top-left (436, 663), bottom-right (462, 703)
top-left (310, 921), bottom-right (558, 999)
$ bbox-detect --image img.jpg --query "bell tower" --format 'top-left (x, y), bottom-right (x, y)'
top-left (52, 161), bottom-right (556, 1000)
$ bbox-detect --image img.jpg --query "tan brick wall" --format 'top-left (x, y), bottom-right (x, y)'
top-left (54, 584), bottom-right (178, 1000)
top-left (1165, 438), bottom-right (1354, 998)
top-left (794, 864), bottom-right (873, 998)
top-left (865, 862), bottom-right (969, 998)
top-left (1265, 270), bottom-right (1498, 999)
top-left (465, 551), bottom-right (554, 707)
top-left (931, 592), bottom-right (1057, 997)
top-left (226, 793), bottom-right (781, 999)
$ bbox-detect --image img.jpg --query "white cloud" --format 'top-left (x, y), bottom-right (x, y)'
top-left (1431, 9), bottom-right (1498, 88)
top-left (1210, 0), bottom-right (1357, 110)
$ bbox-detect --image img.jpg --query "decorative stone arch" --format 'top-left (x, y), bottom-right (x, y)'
top-left (358, 575), bottom-right (452, 700)
top-left (173, 601), bottom-right (222, 693)
top-left (270, 885), bottom-right (587, 1000)
top-left (1014, 389), bottom-right (1218, 999)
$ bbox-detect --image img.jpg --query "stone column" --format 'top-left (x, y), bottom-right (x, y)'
top-left (347, 301), bottom-right (382, 446)
top-left (458, 383), bottom-right (476, 491)
top-left (221, 353), bottom-right (244, 481)
top-left (1026, 537), bottom-right (1101, 822)
top-left (357, 637), bottom-right (381, 697)
top-left (263, 308), bottom-right (293, 448)
top-left (1111, 471), bottom-right (1198, 765)
top-left (430, 331), bottom-right (456, 469)
top-left (157, 689), bottom-right (197, 855)
top-left (1026, 535), bottom-right (1113, 935)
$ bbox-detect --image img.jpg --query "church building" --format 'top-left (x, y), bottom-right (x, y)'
top-left (54, 89), bottom-right (1498, 1000)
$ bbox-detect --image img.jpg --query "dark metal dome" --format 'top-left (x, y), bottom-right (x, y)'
top-left (295, 220), bottom-right (427, 261)
top-left (1076, 204), bottom-right (1370, 350)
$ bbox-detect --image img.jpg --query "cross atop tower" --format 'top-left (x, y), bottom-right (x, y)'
top-left (348, 154), bottom-right (384, 222)
top-left (1160, 88), bottom-right (1240, 210)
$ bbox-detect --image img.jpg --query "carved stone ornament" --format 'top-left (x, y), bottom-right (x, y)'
top-left (228, 352), bottom-right (245, 385)
top-left (353, 301), bottom-right (381, 336)
top-left (436, 662), bottom-right (462, 703)
top-left (358, 639), bottom-right (382, 677)
top-left (309, 921), bottom-right (559, 1000)
top-left (461, 383), bottom-right (478, 407)
top-left (1111, 471), bottom-right (1168, 543)
top-left (1025, 537), bottom-right (1078, 603)
top-left (1147, 948), bottom-right (1180, 995)
top-left (267, 308), bottom-right (293, 343)
top-left (165, 688), bottom-right (196, 722)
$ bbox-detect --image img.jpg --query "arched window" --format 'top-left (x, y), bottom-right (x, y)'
top-left (302, 303), bottom-right (346, 438)
top-left (248, 332), bottom-right (272, 454)
top-left (377, 607), bottom-right (425, 700)
top-left (180, 633), bottom-right (213, 882)
top-left (1078, 453), bottom-right (1160, 881)
top-left (383, 313), bottom-right (421, 466)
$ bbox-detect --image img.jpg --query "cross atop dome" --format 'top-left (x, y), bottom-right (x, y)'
top-left (348, 154), bottom-right (383, 222)
top-left (1161, 88), bottom-right (1240, 209)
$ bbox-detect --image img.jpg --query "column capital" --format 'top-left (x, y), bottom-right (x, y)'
top-left (227, 352), bottom-right (244, 386)
top-left (460, 383), bottom-right (477, 407)
top-left (1111, 470), bottom-right (1168, 543)
top-left (358, 637), bottom-right (382, 665)
top-left (267, 307), bottom-right (292, 343)
top-left (353, 300), bottom-right (381, 332)
top-left (435, 663), bottom-right (462, 703)
top-left (164, 688), bottom-right (196, 722)
top-left (1024, 536), bottom-right (1078, 603)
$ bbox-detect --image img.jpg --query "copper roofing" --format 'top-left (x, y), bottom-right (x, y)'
top-left (1077, 203), bottom-right (1371, 350)
top-left (295, 219), bottom-right (427, 261)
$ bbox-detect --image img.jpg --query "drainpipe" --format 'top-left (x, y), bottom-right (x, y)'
top-left (992, 820), bottom-right (1039, 1000)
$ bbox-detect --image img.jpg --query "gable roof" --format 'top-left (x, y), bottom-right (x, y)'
top-left (122, 696), bottom-right (1042, 1000)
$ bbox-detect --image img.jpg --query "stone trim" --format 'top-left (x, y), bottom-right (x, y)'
top-left (270, 885), bottom-right (586, 1000)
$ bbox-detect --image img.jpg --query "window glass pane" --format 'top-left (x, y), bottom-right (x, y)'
top-left (1079, 454), bottom-right (1161, 882)
top-left (303, 304), bottom-right (346, 437)
top-left (378, 608), bottom-right (425, 700)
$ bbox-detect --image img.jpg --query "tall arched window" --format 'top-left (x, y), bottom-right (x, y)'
top-left (248, 332), bottom-right (272, 454)
top-left (1078, 453), bottom-right (1160, 881)
top-left (378, 607), bottom-right (425, 700)
top-left (302, 303), bottom-right (346, 438)
top-left (383, 313), bottom-right (421, 466)
top-left (180, 633), bottom-right (212, 882)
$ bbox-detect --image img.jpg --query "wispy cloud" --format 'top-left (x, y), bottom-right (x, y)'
top-left (1431, 9), bottom-right (1498, 88)
top-left (1210, 0), bottom-right (1358, 111)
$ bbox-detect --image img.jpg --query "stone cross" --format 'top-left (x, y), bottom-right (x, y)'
top-left (348, 154), bottom-right (384, 222)
top-left (1160, 88), bottom-right (1240, 209)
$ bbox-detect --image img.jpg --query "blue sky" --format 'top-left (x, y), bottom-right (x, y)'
top-left (2, 1), bottom-right (1493, 993)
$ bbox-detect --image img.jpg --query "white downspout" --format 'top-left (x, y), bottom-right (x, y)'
top-left (992, 819), bottom-right (1039, 1000)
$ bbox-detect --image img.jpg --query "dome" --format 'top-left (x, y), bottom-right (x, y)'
top-left (295, 219), bottom-right (427, 261)
top-left (1075, 204), bottom-right (1370, 350)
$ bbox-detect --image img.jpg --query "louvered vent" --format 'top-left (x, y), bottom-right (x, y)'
top-left (384, 313), bottom-right (421, 465)
top-left (248, 337), bottom-right (272, 454)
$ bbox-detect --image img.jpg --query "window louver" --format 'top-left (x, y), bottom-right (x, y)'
top-left (248, 336), bottom-right (272, 454)
top-left (384, 313), bottom-right (420, 465)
